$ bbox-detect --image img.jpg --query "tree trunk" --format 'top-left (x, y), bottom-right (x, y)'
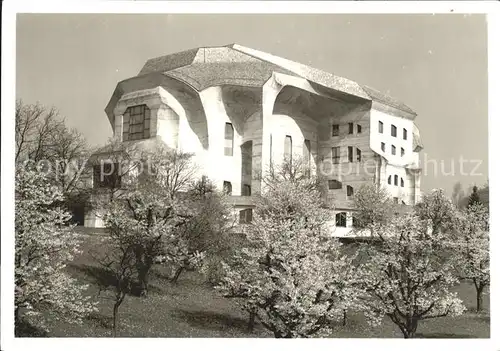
top-left (171, 267), bottom-right (184, 284)
top-left (248, 310), bottom-right (256, 332)
top-left (137, 265), bottom-right (151, 297)
top-left (476, 284), bottom-right (484, 312)
top-left (112, 293), bottom-right (125, 337)
top-left (342, 310), bottom-right (347, 326)
top-left (112, 301), bottom-right (119, 337)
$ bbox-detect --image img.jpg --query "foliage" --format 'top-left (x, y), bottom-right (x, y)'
top-left (415, 189), bottom-right (458, 235)
top-left (357, 214), bottom-right (466, 338)
top-left (352, 183), bottom-right (394, 232)
top-left (453, 203), bottom-right (489, 312)
top-left (172, 177), bottom-right (236, 284)
top-left (15, 100), bottom-right (92, 219)
top-left (15, 166), bottom-right (97, 331)
top-left (467, 185), bottom-right (482, 208)
top-left (98, 144), bottom-right (201, 296)
top-left (217, 178), bottom-right (361, 338)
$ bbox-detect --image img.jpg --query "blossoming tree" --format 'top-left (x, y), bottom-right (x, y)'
top-left (15, 166), bottom-right (97, 332)
top-left (217, 177), bottom-right (361, 338)
top-left (454, 203), bottom-right (489, 312)
top-left (357, 214), bottom-right (466, 338)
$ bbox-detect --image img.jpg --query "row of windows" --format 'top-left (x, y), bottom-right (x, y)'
top-left (379, 121), bottom-right (408, 140)
top-left (223, 181), bottom-right (251, 196)
top-left (331, 146), bottom-right (362, 163)
top-left (388, 175), bottom-right (405, 187)
top-left (381, 142), bottom-right (405, 156)
top-left (332, 123), bottom-right (362, 137)
top-left (328, 180), bottom-right (354, 197)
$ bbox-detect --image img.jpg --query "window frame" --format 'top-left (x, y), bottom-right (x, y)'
top-left (332, 124), bottom-right (340, 137)
top-left (347, 185), bottom-right (354, 197)
top-left (391, 124), bottom-right (397, 137)
top-left (122, 104), bottom-right (151, 142)
top-left (331, 146), bottom-right (340, 164)
top-left (328, 179), bottom-right (342, 190)
top-left (224, 122), bottom-right (234, 156)
top-left (403, 128), bottom-right (408, 140)
top-left (378, 121), bottom-right (384, 134)
top-left (335, 212), bottom-right (347, 227)
top-left (348, 123), bottom-right (354, 134)
top-left (348, 146), bottom-right (353, 162)
top-left (391, 145), bottom-right (396, 155)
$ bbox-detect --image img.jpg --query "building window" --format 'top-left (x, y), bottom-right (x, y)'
top-left (239, 209), bottom-right (253, 224)
top-left (403, 128), bottom-right (408, 140)
top-left (391, 145), bottom-right (396, 155)
top-left (378, 121), bottom-right (384, 133)
top-left (303, 139), bottom-right (311, 176)
top-left (391, 124), bottom-right (397, 137)
top-left (331, 146), bottom-right (340, 164)
top-left (122, 105), bottom-right (151, 141)
top-left (352, 215), bottom-right (361, 228)
top-left (347, 185), bottom-right (354, 197)
top-left (269, 134), bottom-right (273, 164)
top-left (328, 179), bottom-right (342, 190)
top-left (284, 135), bottom-right (292, 162)
top-left (388, 175), bottom-right (392, 185)
top-left (394, 175), bottom-right (399, 186)
top-left (223, 181), bottom-right (232, 195)
top-left (401, 147), bottom-right (405, 157)
top-left (224, 122), bottom-right (234, 156)
top-left (348, 123), bottom-right (354, 134)
top-left (348, 146), bottom-right (353, 162)
top-left (332, 124), bottom-right (339, 137)
top-left (242, 184), bottom-right (251, 196)
top-left (393, 197), bottom-right (399, 204)
top-left (93, 163), bottom-right (121, 189)
top-left (401, 178), bottom-right (405, 187)
top-left (381, 142), bottom-right (386, 152)
top-left (356, 148), bottom-right (362, 162)
top-left (336, 212), bottom-right (347, 227)
top-left (357, 124), bottom-right (362, 134)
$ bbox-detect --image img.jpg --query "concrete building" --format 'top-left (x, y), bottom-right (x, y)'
top-left (85, 44), bottom-right (423, 235)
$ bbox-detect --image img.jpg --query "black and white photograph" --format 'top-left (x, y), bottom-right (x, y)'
top-left (1, 1), bottom-right (499, 350)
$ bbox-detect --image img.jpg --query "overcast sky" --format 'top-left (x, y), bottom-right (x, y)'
top-left (16, 14), bottom-right (488, 194)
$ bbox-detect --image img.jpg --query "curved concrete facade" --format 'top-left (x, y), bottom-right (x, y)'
top-left (86, 45), bottom-right (423, 236)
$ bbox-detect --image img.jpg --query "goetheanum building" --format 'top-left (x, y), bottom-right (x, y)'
top-left (85, 44), bottom-right (423, 236)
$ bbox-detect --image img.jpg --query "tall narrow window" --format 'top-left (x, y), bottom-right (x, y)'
top-left (269, 134), bottom-right (273, 164)
top-left (328, 180), bottom-right (342, 190)
top-left (348, 146), bottom-right (353, 162)
top-left (381, 142), bottom-right (386, 152)
top-left (335, 212), bottom-right (347, 227)
top-left (93, 163), bottom-right (121, 189)
top-left (393, 197), bottom-right (399, 204)
top-left (242, 184), bottom-right (251, 196)
top-left (401, 147), bottom-right (405, 157)
top-left (379, 121), bottom-right (384, 133)
top-left (388, 175), bottom-right (392, 185)
top-left (357, 124), bottom-right (362, 134)
top-left (223, 181), bottom-right (232, 195)
top-left (303, 139), bottom-right (311, 176)
top-left (401, 178), bottom-right (405, 187)
top-left (122, 105), bottom-right (151, 141)
top-left (347, 185), bottom-right (354, 197)
top-left (403, 128), bottom-right (408, 140)
top-left (284, 135), bottom-right (292, 162)
top-left (224, 123), bottom-right (234, 156)
top-left (239, 209), bottom-right (253, 224)
top-left (356, 148), bottom-right (362, 162)
top-left (394, 175), bottom-right (399, 186)
top-left (348, 123), bottom-right (354, 134)
top-left (331, 146), bottom-right (340, 164)
top-left (391, 124), bottom-right (397, 137)
top-left (332, 124), bottom-right (339, 137)
top-left (391, 145), bottom-right (396, 155)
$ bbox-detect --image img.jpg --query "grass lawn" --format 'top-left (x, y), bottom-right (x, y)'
top-left (20, 233), bottom-right (490, 338)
